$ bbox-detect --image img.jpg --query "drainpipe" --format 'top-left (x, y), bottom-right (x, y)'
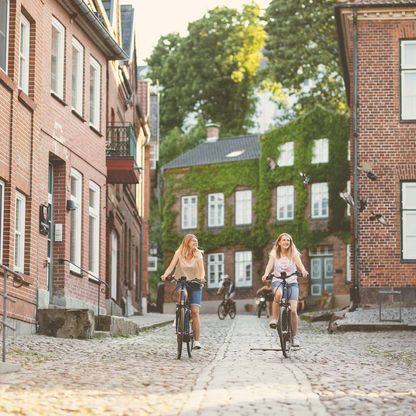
top-left (138, 219), bottom-right (143, 315)
top-left (352, 7), bottom-right (360, 307)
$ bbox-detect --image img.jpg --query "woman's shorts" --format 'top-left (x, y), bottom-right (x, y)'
top-left (176, 282), bottom-right (203, 307)
top-left (271, 281), bottom-right (299, 301)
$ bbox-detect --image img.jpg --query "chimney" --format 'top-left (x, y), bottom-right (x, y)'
top-left (206, 123), bottom-right (220, 142)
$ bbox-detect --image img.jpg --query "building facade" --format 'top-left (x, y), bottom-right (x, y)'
top-left (336, 0), bottom-right (416, 303)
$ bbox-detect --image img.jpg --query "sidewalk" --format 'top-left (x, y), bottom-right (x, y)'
top-left (125, 312), bottom-right (175, 330)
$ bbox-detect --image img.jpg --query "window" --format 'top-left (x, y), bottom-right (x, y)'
top-left (14, 192), bottom-right (26, 272)
top-left (346, 180), bottom-right (351, 216)
top-left (88, 181), bottom-right (100, 278)
top-left (150, 142), bottom-right (159, 170)
top-left (277, 141), bottom-right (294, 167)
top-left (51, 17), bottom-right (65, 98)
top-left (235, 190), bottom-right (252, 225)
top-left (70, 169), bottom-right (82, 272)
top-left (401, 40), bottom-right (416, 120)
top-left (208, 193), bottom-right (224, 227)
top-left (0, 0), bottom-right (9, 72)
top-left (312, 138), bottom-right (329, 163)
top-left (235, 251), bottom-right (252, 287)
top-left (277, 185), bottom-right (294, 221)
top-left (19, 15), bottom-right (30, 94)
top-left (71, 38), bottom-right (84, 115)
top-left (181, 196), bottom-right (197, 229)
top-left (0, 181), bottom-right (4, 263)
top-left (89, 56), bottom-right (101, 129)
top-left (311, 182), bottom-right (329, 218)
top-left (346, 244), bottom-right (351, 282)
top-left (148, 256), bottom-right (158, 271)
top-left (207, 253), bottom-right (224, 289)
top-left (401, 182), bottom-right (416, 260)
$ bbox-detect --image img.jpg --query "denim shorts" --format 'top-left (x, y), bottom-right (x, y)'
top-left (271, 281), bottom-right (299, 301)
top-left (176, 282), bottom-right (202, 307)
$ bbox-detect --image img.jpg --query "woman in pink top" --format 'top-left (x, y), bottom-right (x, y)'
top-left (161, 234), bottom-right (206, 349)
top-left (261, 233), bottom-right (308, 347)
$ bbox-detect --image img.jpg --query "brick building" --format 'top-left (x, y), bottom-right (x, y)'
top-left (162, 108), bottom-right (351, 312)
top-left (0, 0), bottom-right (153, 335)
top-left (336, 0), bottom-right (416, 303)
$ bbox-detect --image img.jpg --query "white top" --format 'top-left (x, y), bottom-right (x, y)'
top-left (174, 249), bottom-right (203, 281)
top-left (269, 250), bottom-right (299, 284)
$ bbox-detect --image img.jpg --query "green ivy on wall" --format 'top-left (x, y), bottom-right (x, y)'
top-left (161, 106), bottom-right (350, 260)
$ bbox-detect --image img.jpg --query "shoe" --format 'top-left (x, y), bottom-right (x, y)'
top-left (292, 336), bottom-right (300, 347)
top-left (193, 340), bottom-right (201, 350)
top-left (269, 319), bottom-right (277, 329)
top-left (172, 318), bottom-right (176, 328)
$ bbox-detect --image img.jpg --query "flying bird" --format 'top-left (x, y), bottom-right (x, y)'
top-left (299, 172), bottom-right (311, 186)
top-left (339, 192), bottom-right (354, 207)
top-left (358, 166), bottom-right (378, 181)
top-left (369, 212), bottom-right (389, 226)
top-left (266, 157), bottom-right (278, 171)
top-left (359, 198), bottom-right (368, 212)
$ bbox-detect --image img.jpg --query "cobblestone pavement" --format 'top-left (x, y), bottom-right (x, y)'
top-left (1, 314), bottom-right (415, 415)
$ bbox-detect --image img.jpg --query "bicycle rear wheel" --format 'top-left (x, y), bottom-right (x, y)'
top-left (176, 308), bottom-right (184, 359)
top-left (185, 309), bottom-right (193, 358)
top-left (217, 302), bottom-right (227, 320)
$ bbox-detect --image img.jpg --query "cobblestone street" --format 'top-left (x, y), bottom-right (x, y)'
top-left (1, 314), bottom-right (415, 416)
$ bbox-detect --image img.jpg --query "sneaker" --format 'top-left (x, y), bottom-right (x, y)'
top-left (269, 319), bottom-right (278, 329)
top-left (292, 336), bottom-right (300, 348)
top-left (193, 340), bottom-right (201, 350)
top-left (172, 318), bottom-right (176, 328)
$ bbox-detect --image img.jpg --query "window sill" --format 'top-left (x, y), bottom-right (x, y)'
top-left (18, 89), bottom-right (36, 112)
top-left (70, 267), bottom-right (83, 277)
top-left (89, 124), bottom-right (103, 137)
top-left (0, 69), bottom-right (15, 91)
top-left (72, 109), bottom-right (85, 122)
top-left (51, 91), bottom-right (67, 106)
top-left (88, 276), bottom-right (100, 284)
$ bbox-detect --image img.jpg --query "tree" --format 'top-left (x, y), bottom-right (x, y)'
top-left (264, 0), bottom-right (346, 114)
top-left (147, 3), bottom-right (266, 136)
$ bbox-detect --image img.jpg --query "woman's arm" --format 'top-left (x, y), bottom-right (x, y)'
top-left (261, 255), bottom-right (274, 282)
top-left (197, 256), bottom-right (206, 283)
top-left (161, 251), bottom-right (179, 280)
top-left (294, 253), bottom-right (309, 278)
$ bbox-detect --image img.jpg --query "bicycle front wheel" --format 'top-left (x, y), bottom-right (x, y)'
top-left (177, 308), bottom-right (184, 359)
top-left (278, 307), bottom-right (291, 358)
top-left (217, 302), bottom-right (227, 320)
top-left (185, 309), bottom-right (193, 358)
top-left (229, 302), bottom-right (236, 319)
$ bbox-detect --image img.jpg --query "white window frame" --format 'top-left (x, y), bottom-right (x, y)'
top-left (401, 182), bottom-right (416, 260)
top-left (235, 190), bottom-right (252, 225)
top-left (277, 185), bottom-right (294, 221)
top-left (181, 195), bottom-right (197, 229)
top-left (401, 40), bottom-right (416, 121)
top-left (110, 230), bottom-right (118, 300)
top-left (19, 15), bottom-right (30, 94)
top-left (0, 0), bottom-right (9, 73)
top-left (312, 138), bottom-right (329, 164)
top-left (148, 256), bottom-right (158, 271)
top-left (89, 56), bottom-right (101, 129)
top-left (311, 182), bottom-right (329, 219)
top-left (277, 141), bottom-right (294, 167)
top-left (70, 169), bottom-right (82, 273)
top-left (235, 251), bottom-right (252, 288)
top-left (346, 180), bottom-right (351, 216)
top-left (0, 181), bottom-right (4, 263)
top-left (208, 193), bottom-right (224, 227)
top-left (88, 181), bottom-right (100, 279)
top-left (51, 17), bottom-right (65, 98)
top-left (207, 253), bottom-right (224, 289)
top-left (346, 244), bottom-right (351, 282)
top-left (14, 191), bottom-right (26, 273)
top-left (71, 37), bottom-right (84, 115)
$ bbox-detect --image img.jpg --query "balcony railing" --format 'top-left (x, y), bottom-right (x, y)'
top-left (106, 123), bottom-right (137, 164)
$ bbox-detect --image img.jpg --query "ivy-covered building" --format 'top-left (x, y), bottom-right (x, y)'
top-left (162, 108), bottom-right (351, 312)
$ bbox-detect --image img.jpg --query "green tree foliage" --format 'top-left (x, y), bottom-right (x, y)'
top-left (264, 0), bottom-right (346, 114)
top-left (147, 3), bottom-right (266, 136)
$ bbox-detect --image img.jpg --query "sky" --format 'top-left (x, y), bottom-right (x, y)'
top-left (124, 0), bottom-right (272, 64)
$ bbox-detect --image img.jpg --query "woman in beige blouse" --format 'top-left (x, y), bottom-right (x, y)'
top-left (161, 234), bottom-right (206, 349)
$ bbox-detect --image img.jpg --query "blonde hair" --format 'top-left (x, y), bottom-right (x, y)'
top-left (178, 234), bottom-right (199, 258)
top-left (273, 233), bottom-right (300, 260)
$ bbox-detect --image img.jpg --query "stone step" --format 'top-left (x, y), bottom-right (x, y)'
top-left (94, 315), bottom-right (141, 336)
top-left (93, 330), bottom-right (111, 339)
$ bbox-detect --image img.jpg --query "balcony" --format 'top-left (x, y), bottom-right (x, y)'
top-left (106, 123), bottom-right (140, 184)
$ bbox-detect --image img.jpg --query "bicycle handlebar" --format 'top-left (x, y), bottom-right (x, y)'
top-left (266, 270), bottom-right (302, 281)
top-left (165, 275), bottom-right (202, 285)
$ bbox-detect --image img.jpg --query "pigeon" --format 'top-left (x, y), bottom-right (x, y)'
top-left (327, 306), bottom-right (350, 334)
top-left (369, 212), bottom-right (389, 226)
top-left (359, 198), bottom-right (368, 212)
top-left (358, 166), bottom-right (378, 181)
top-left (299, 172), bottom-right (311, 186)
top-left (266, 157), bottom-right (278, 171)
top-left (339, 192), bottom-right (354, 207)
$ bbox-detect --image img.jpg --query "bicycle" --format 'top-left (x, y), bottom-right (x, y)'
top-left (166, 275), bottom-right (200, 359)
top-left (217, 294), bottom-right (236, 320)
top-left (267, 270), bottom-right (302, 358)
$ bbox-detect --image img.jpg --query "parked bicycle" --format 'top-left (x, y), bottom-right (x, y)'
top-left (267, 270), bottom-right (302, 358)
top-left (217, 295), bottom-right (236, 320)
top-left (166, 275), bottom-right (200, 359)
